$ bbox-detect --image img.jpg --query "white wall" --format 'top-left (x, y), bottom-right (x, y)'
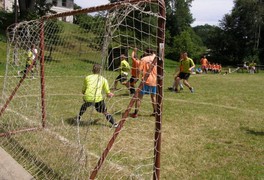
top-left (4, 0), bottom-right (14, 12)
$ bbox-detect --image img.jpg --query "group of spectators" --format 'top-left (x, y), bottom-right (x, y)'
top-left (200, 56), bottom-right (222, 74)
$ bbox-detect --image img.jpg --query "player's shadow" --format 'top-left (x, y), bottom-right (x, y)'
top-left (241, 127), bottom-right (264, 136)
top-left (65, 117), bottom-right (109, 128)
top-left (245, 129), bottom-right (264, 136)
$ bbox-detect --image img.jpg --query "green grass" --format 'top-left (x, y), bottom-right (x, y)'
top-left (0, 42), bottom-right (264, 179)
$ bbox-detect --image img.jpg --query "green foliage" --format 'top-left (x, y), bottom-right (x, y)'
top-left (165, 0), bottom-right (194, 36)
top-left (243, 54), bottom-right (260, 64)
top-left (0, 11), bottom-right (16, 34)
top-left (18, 0), bottom-right (52, 21)
top-left (164, 0), bottom-right (207, 61)
top-left (34, 0), bottom-right (53, 18)
top-left (218, 0), bottom-right (264, 65)
top-left (166, 27), bottom-right (205, 60)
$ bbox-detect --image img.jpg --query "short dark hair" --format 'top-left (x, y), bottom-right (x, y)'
top-left (92, 64), bottom-right (101, 74)
top-left (145, 48), bottom-right (155, 54)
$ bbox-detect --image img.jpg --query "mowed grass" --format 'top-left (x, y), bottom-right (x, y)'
top-left (162, 69), bottom-right (264, 179)
top-left (0, 43), bottom-right (264, 179)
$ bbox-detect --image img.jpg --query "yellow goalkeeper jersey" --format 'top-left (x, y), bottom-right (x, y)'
top-left (82, 74), bottom-right (110, 103)
top-left (27, 50), bottom-right (33, 65)
top-left (120, 59), bottom-right (130, 76)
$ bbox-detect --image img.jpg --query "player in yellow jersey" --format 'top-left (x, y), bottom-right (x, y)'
top-left (18, 44), bottom-right (38, 78)
top-left (77, 64), bottom-right (118, 128)
top-left (175, 52), bottom-right (195, 93)
top-left (113, 54), bottom-right (131, 90)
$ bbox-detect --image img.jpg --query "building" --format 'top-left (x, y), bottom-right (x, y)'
top-left (0, 0), bottom-right (74, 22)
top-left (48, 0), bottom-right (74, 22)
top-left (0, 0), bottom-right (13, 11)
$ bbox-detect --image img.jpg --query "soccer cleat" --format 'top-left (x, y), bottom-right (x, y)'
top-left (168, 87), bottom-right (174, 91)
top-left (130, 113), bottom-right (138, 118)
top-left (76, 116), bottom-right (81, 124)
top-left (113, 123), bottom-right (118, 128)
top-left (180, 86), bottom-right (184, 91)
top-left (190, 87), bottom-right (194, 93)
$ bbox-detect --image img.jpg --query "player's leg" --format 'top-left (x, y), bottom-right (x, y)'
top-left (174, 76), bottom-right (181, 92)
top-left (77, 102), bottom-right (92, 122)
top-left (131, 91), bottom-right (143, 118)
top-left (129, 77), bottom-right (137, 94)
top-left (179, 81), bottom-right (184, 90)
top-left (150, 93), bottom-right (157, 116)
top-left (183, 79), bottom-right (194, 93)
top-left (96, 101), bottom-right (117, 127)
top-left (168, 80), bottom-right (176, 91)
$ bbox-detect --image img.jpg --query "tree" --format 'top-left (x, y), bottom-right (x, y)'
top-left (165, 0), bottom-right (194, 36)
top-left (18, 0), bottom-right (52, 20)
top-left (164, 0), bottom-right (207, 60)
top-left (219, 0), bottom-right (264, 64)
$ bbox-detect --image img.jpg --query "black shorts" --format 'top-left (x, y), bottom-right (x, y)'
top-left (83, 100), bottom-right (107, 113)
top-left (178, 72), bottom-right (191, 80)
top-left (116, 74), bottom-right (127, 82)
top-left (129, 76), bottom-right (138, 83)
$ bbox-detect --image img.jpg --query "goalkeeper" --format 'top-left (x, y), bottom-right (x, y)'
top-left (77, 64), bottom-right (118, 128)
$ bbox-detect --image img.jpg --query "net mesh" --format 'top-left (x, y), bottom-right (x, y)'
top-left (0, 1), bottom-right (165, 179)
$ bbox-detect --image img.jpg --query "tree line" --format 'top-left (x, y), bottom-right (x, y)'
top-left (0, 0), bottom-right (263, 65)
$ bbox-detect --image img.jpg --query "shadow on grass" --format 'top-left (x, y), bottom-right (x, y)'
top-left (246, 129), bottom-right (264, 136)
top-left (0, 131), bottom-right (63, 179)
top-left (65, 117), bottom-right (110, 128)
top-left (242, 127), bottom-right (264, 136)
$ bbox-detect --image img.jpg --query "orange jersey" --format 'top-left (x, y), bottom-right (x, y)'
top-left (200, 58), bottom-right (208, 66)
top-left (140, 54), bottom-right (157, 86)
top-left (131, 57), bottom-right (141, 78)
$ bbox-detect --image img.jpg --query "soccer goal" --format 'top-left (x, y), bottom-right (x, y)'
top-left (0, 0), bottom-right (165, 179)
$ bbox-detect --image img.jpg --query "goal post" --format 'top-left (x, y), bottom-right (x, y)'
top-left (0, 0), bottom-right (166, 179)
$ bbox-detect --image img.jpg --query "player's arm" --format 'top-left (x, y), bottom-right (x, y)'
top-left (189, 60), bottom-right (195, 72)
top-left (131, 48), bottom-right (137, 61)
top-left (103, 78), bottom-right (114, 98)
top-left (82, 79), bottom-right (87, 94)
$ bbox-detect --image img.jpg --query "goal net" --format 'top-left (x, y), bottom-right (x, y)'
top-left (0, 0), bottom-right (165, 179)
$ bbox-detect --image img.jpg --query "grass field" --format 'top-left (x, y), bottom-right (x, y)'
top-left (0, 39), bottom-right (264, 179)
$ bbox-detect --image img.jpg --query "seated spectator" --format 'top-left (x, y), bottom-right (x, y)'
top-left (243, 61), bottom-right (249, 72)
top-left (196, 67), bottom-right (203, 74)
top-left (215, 63), bottom-right (220, 73)
top-left (218, 64), bottom-right (222, 73)
top-left (207, 62), bottom-right (212, 72)
top-left (249, 61), bottom-right (256, 74)
top-left (211, 63), bottom-right (217, 73)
